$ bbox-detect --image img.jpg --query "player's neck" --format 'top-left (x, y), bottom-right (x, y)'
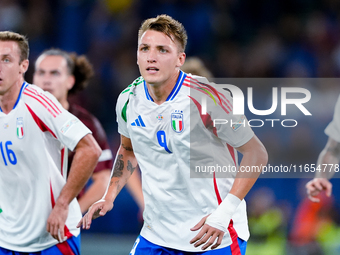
top-left (146, 71), bottom-right (180, 105)
top-left (59, 98), bottom-right (69, 110)
top-left (0, 78), bottom-right (24, 114)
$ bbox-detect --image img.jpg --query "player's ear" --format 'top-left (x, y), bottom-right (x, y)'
top-left (67, 75), bottom-right (75, 90)
top-left (19, 59), bottom-right (29, 74)
top-left (176, 52), bottom-right (186, 68)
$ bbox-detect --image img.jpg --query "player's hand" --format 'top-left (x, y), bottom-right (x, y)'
top-left (47, 203), bottom-right (69, 242)
top-left (306, 178), bottom-right (332, 202)
top-left (190, 215), bottom-right (225, 250)
top-left (76, 199), bottom-right (113, 229)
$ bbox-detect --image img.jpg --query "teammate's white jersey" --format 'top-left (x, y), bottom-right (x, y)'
top-left (116, 71), bottom-right (254, 252)
top-left (0, 82), bottom-right (91, 252)
top-left (325, 94), bottom-right (340, 142)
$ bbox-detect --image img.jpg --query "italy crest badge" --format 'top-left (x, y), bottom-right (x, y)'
top-left (171, 110), bottom-right (183, 133)
top-left (16, 117), bottom-right (24, 139)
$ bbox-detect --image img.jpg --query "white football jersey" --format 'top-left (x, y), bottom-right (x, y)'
top-left (325, 94), bottom-right (340, 142)
top-left (116, 71), bottom-right (254, 251)
top-left (0, 83), bottom-right (91, 252)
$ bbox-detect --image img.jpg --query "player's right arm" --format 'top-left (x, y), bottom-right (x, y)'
top-left (77, 134), bottom-right (138, 229)
top-left (306, 137), bottom-right (340, 202)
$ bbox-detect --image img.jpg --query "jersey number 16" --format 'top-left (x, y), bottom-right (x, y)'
top-left (0, 141), bottom-right (17, 166)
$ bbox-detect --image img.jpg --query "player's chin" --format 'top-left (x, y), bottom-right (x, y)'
top-left (143, 76), bottom-right (162, 86)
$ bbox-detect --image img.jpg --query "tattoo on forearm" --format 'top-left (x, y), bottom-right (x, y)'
top-left (116, 183), bottom-right (122, 193)
top-left (127, 160), bottom-right (136, 174)
top-left (327, 143), bottom-right (340, 156)
top-left (112, 154), bottom-right (124, 177)
top-left (108, 180), bottom-right (122, 193)
top-left (110, 179), bottom-right (119, 187)
top-left (122, 143), bottom-right (133, 152)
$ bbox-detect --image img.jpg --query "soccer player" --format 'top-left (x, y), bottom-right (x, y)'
top-left (0, 31), bottom-right (101, 254)
top-left (306, 95), bottom-right (340, 202)
top-left (78, 15), bottom-right (268, 254)
top-left (33, 49), bottom-right (114, 214)
top-left (181, 56), bottom-right (213, 78)
top-left (33, 49), bottom-right (144, 214)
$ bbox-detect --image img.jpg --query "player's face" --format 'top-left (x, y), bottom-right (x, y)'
top-left (0, 41), bottom-right (28, 96)
top-left (33, 55), bottom-right (74, 102)
top-left (137, 30), bottom-right (185, 87)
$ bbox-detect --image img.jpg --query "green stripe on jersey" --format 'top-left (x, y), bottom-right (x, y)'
top-left (121, 99), bottom-right (129, 122)
top-left (122, 88), bottom-right (130, 94)
top-left (120, 76), bottom-right (144, 122)
top-left (122, 76), bottom-right (144, 94)
top-left (172, 120), bottom-right (176, 130)
top-left (0, 208), bottom-right (2, 213)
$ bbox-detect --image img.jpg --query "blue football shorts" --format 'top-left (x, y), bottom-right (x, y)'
top-left (129, 235), bottom-right (247, 255)
top-left (0, 235), bottom-right (80, 255)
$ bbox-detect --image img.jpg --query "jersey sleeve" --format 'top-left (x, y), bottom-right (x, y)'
top-left (116, 90), bottom-right (130, 138)
top-left (23, 85), bottom-right (91, 151)
top-left (192, 81), bottom-right (254, 148)
top-left (325, 95), bottom-right (340, 142)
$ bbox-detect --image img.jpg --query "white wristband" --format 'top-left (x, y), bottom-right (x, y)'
top-left (205, 193), bottom-right (241, 232)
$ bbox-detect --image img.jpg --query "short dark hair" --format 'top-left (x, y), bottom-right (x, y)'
top-left (0, 31), bottom-right (29, 63)
top-left (138, 14), bottom-right (187, 52)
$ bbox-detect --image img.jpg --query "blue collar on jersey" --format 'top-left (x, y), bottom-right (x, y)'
top-left (143, 70), bottom-right (187, 102)
top-left (0, 81), bottom-right (29, 112)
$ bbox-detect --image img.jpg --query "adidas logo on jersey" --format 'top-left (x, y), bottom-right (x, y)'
top-left (131, 115), bottom-right (146, 127)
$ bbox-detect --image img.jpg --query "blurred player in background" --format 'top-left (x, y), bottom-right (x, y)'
top-left (79, 15), bottom-right (268, 254)
top-left (33, 49), bottom-right (144, 214)
top-left (181, 56), bottom-right (213, 78)
top-left (306, 95), bottom-right (340, 202)
top-left (33, 49), bottom-right (113, 214)
top-left (0, 31), bottom-right (101, 254)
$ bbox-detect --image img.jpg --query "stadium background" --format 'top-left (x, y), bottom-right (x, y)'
top-left (2, 0), bottom-right (340, 254)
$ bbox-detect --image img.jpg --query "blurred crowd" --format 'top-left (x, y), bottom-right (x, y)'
top-left (3, 0), bottom-right (340, 127)
top-left (2, 0), bottom-right (340, 254)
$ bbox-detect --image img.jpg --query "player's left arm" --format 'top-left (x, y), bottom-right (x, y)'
top-left (77, 169), bottom-right (111, 214)
top-left (47, 134), bottom-right (101, 242)
top-left (190, 135), bottom-right (268, 250)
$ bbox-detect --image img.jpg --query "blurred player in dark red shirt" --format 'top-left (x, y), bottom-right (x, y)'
top-left (33, 49), bottom-right (113, 214)
top-left (33, 49), bottom-right (144, 215)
